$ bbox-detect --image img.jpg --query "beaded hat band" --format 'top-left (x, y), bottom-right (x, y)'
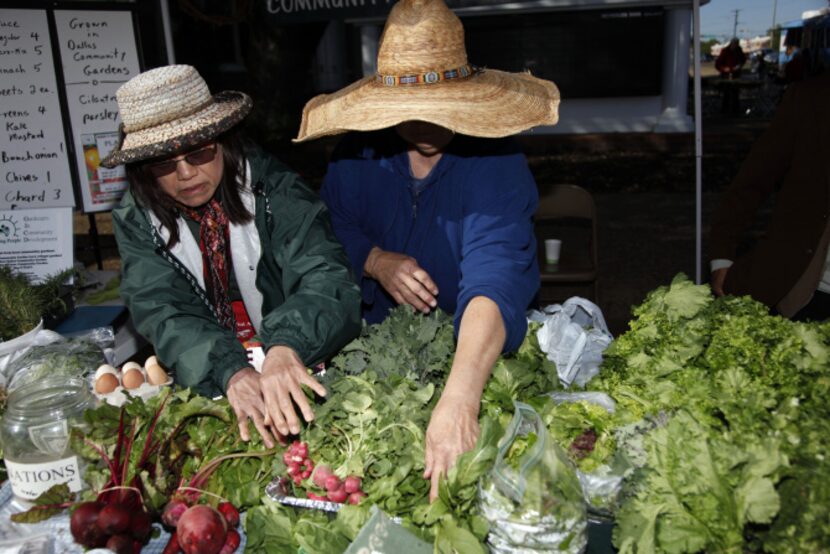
top-left (377, 64), bottom-right (478, 86)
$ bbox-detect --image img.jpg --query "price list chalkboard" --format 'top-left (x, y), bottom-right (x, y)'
top-left (0, 9), bottom-right (75, 210)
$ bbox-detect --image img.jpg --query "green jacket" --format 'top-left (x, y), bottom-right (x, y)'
top-left (112, 146), bottom-right (361, 397)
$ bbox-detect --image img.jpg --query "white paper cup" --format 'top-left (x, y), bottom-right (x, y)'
top-left (544, 239), bottom-right (562, 264)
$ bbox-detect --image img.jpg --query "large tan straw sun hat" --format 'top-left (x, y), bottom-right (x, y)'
top-left (100, 65), bottom-right (252, 167)
top-left (294, 0), bottom-right (559, 142)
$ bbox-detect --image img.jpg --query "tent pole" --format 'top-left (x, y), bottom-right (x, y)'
top-left (693, 0), bottom-right (703, 284)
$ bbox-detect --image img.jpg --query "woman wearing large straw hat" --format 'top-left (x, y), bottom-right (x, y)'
top-left (102, 65), bottom-right (361, 448)
top-left (296, 0), bottom-right (559, 499)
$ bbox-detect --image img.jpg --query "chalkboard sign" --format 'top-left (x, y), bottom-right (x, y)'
top-left (0, 9), bottom-right (75, 211)
top-left (55, 10), bottom-right (141, 213)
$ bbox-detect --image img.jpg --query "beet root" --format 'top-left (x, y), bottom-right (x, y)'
top-left (217, 502), bottom-right (240, 529)
top-left (70, 501), bottom-right (107, 548)
top-left (162, 498), bottom-right (190, 528)
top-left (106, 533), bottom-right (141, 554)
top-left (97, 503), bottom-right (132, 535)
top-left (177, 505), bottom-right (228, 554)
top-left (219, 528), bottom-right (241, 554)
top-left (130, 509), bottom-right (153, 541)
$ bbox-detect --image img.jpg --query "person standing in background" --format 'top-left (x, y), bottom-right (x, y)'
top-left (710, 65), bottom-right (830, 322)
top-left (716, 38), bottom-right (747, 115)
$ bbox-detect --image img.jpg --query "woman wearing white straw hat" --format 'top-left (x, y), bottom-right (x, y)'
top-left (101, 65), bottom-right (361, 448)
top-left (295, 0), bottom-right (559, 499)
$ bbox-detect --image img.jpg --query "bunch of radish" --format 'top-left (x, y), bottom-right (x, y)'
top-left (161, 496), bottom-right (241, 554)
top-left (284, 440), bottom-right (366, 505)
top-left (70, 501), bottom-right (152, 554)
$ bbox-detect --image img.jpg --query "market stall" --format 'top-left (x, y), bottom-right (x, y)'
top-left (1, 274), bottom-right (828, 553)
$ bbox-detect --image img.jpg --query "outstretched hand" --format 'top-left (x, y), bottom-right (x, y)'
top-left (364, 247), bottom-right (439, 313)
top-left (259, 345), bottom-right (327, 436)
top-left (226, 367), bottom-right (280, 448)
top-left (423, 394), bottom-right (480, 502)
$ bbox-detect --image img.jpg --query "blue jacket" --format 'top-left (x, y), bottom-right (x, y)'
top-left (320, 131), bottom-right (539, 352)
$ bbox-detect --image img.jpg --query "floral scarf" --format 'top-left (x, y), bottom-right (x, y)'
top-left (182, 198), bottom-right (235, 330)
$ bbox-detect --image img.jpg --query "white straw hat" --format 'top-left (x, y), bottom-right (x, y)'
top-left (100, 65), bottom-right (252, 167)
top-left (294, 0), bottom-right (559, 142)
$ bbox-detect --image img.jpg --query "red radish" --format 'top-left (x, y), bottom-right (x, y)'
top-left (312, 465), bottom-right (334, 489)
top-left (329, 487), bottom-right (348, 504)
top-left (348, 491), bottom-right (367, 505)
top-left (97, 503), bottom-right (132, 535)
top-left (296, 442), bottom-right (308, 459)
top-left (286, 463), bottom-right (301, 477)
top-left (162, 531), bottom-right (182, 554)
top-left (282, 452), bottom-right (293, 465)
top-left (307, 492), bottom-right (329, 501)
top-left (177, 505), bottom-right (228, 554)
top-left (344, 476), bottom-right (362, 494)
top-left (217, 502), bottom-right (240, 529)
top-left (70, 501), bottom-right (107, 548)
top-left (324, 475), bottom-right (342, 492)
top-left (219, 528), bottom-right (241, 554)
top-left (301, 469), bottom-right (312, 479)
top-left (130, 510), bottom-right (152, 541)
top-left (162, 498), bottom-right (190, 528)
top-left (106, 534), bottom-right (139, 554)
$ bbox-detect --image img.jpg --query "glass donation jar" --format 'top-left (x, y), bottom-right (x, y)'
top-left (1, 376), bottom-right (94, 501)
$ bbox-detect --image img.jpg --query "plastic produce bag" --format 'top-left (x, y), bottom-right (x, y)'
top-left (479, 402), bottom-right (587, 553)
top-left (548, 392), bottom-right (627, 518)
top-left (344, 506), bottom-right (431, 554)
top-left (0, 320), bottom-right (43, 384)
top-left (3, 327), bottom-right (114, 392)
top-left (531, 298), bottom-right (613, 388)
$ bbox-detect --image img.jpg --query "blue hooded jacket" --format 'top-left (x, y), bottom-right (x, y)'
top-left (320, 130), bottom-right (539, 352)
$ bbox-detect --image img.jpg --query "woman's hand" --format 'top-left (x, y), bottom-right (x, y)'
top-left (423, 393), bottom-right (480, 501)
top-left (259, 346), bottom-right (327, 436)
top-left (226, 367), bottom-right (279, 448)
top-left (365, 247), bottom-right (438, 313)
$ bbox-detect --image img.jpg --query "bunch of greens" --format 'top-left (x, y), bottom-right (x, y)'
top-left (330, 306), bottom-right (455, 385)
top-left (535, 397), bottom-right (618, 473)
top-left (72, 388), bottom-right (277, 514)
top-left (245, 311), bottom-right (564, 553)
top-left (590, 275), bottom-right (830, 553)
top-left (0, 266), bottom-right (74, 341)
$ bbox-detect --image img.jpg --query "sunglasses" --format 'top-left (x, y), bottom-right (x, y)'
top-left (146, 144), bottom-right (218, 178)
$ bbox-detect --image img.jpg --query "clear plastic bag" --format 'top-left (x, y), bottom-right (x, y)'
top-left (547, 392), bottom-right (628, 518)
top-left (531, 298), bottom-right (613, 388)
top-left (479, 402), bottom-right (587, 553)
top-left (3, 327), bottom-right (114, 392)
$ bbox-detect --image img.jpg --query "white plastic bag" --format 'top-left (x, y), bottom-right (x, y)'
top-left (531, 298), bottom-right (613, 388)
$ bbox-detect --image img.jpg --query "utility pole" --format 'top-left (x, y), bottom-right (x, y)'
top-left (732, 9), bottom-right (741, 38)
top-left (771, 0), bottom-right (778, 31)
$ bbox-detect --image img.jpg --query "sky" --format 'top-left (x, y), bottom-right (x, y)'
top-left (701, 0), bottom-right (829, 40)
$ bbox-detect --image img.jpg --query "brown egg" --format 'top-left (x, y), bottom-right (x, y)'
top-left (95, 372), bottom-right (119, 394)
top-left (145, 362), bottom-right (169, 386)
top-left (122, 368), bottom-right (146, 389)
